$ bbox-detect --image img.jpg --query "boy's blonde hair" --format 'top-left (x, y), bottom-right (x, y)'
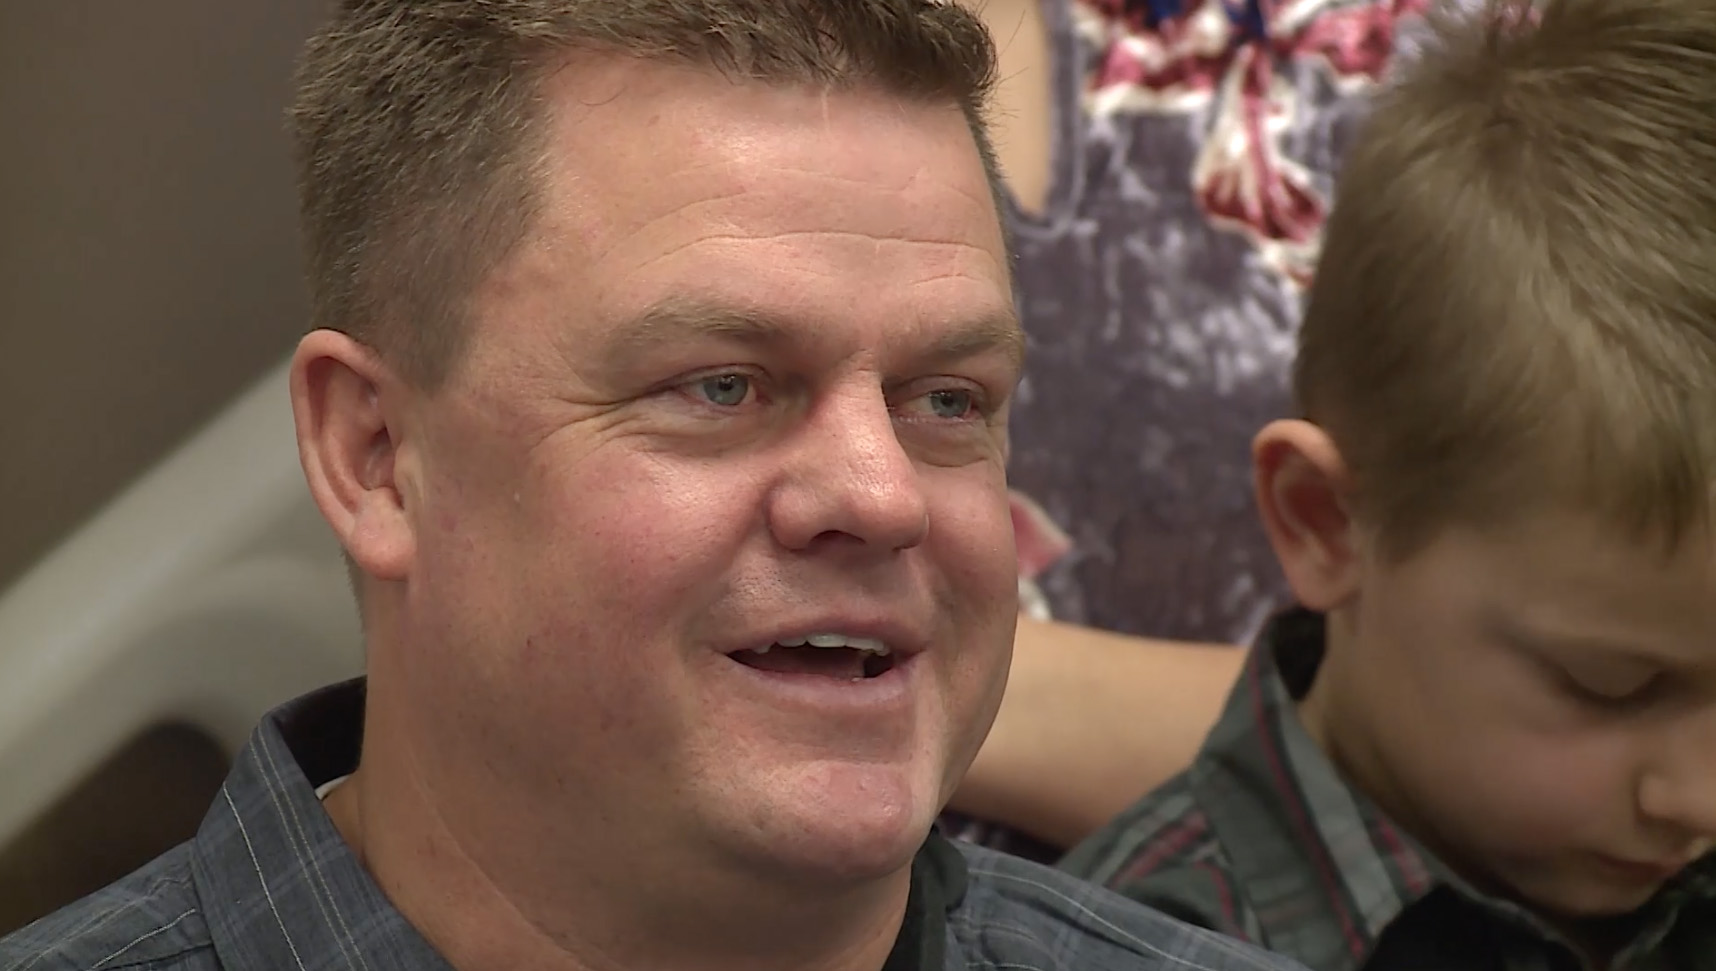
top-left (1295, 0), bottom-right (1716, 559)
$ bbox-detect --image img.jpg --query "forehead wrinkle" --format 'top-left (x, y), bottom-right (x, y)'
top-left (575, 183), bottom-right (753, 265)
top-left (635, 229), bottom-right (1001, 275)
top-left (903, 162), bottom-right (994, 218)
top-left (737, 158), bottom-right (995, 228)
top-left (728, 158), bottom-right (984, 202)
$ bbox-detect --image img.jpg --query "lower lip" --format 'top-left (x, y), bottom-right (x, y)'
top-left (1592, 855), bottom-right (1682, 885)
top-left (719, 652), bottom-right (916, 714)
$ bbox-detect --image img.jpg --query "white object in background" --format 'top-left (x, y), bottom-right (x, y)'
top-left (0, 359), bottom-right (363, 851)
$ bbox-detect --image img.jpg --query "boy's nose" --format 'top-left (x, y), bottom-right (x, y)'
top-left (1637, 779), bottom-right (1716, 847)
top-left (1638, 720), bottom-right (1716, 841)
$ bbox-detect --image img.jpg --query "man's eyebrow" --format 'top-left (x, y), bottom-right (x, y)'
top-left (603, 297), bottom-right (1026, 369)
top-left (601, 299), bottom-right (797, 367)
top-left (919, 310), bottom-right (1027, 371)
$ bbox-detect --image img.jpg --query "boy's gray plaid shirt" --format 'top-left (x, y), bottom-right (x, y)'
top-left (1061, 609), bottom-right (1716, 971)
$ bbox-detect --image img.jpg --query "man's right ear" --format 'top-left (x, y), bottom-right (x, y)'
top-left (289, 330), bottom-right (415, 582)
top-left (1251, 419), bottom-right (1362, 612)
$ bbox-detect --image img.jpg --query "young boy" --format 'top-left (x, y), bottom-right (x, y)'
top-left (1058, 0), bottom-right (1716, 967)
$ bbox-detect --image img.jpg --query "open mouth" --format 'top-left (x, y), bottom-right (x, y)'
top-left (728, 635), bottom-right (898, 682)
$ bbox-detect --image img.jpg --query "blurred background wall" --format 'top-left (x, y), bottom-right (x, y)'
top-left (0, 0), bottom-right (329, 931)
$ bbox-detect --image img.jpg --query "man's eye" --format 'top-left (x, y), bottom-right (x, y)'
top-left (924, 389), bottom-right (976, 419)
top-left (695, 374), bottom-right (752, 407)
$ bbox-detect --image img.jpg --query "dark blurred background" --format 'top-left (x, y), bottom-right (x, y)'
top-left (0, 0), bottom-right (328, 931)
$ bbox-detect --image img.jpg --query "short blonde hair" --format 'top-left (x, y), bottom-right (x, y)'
top-left (1295, 0), bottom-right (1716, 559)
top-left (291, 0), bottom-right (1001, 390)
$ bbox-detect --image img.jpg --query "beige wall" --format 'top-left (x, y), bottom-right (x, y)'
top-left (0, 0), bottom-right (326, 591)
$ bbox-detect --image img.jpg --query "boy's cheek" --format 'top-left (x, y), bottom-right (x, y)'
top-left (1405, 729), bottom-right (1661, 914)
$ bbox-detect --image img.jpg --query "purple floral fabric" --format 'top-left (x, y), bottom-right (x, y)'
top-left (1005, 0), bottom-right (1428, 648)
top-left (942, 0), bottom-right (1431, 861)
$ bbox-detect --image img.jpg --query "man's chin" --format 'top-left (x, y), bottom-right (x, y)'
top-left (768, 826), bottom-right (929, 888)
top-left (732, 763), bottom-right (941, 886)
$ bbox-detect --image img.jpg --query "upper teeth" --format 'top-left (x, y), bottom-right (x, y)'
top-left (762, 633), bottom-right (890, 655)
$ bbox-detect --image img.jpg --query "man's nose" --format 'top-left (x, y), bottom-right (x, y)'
top-left (765, 386), bottom-right (930, 555)
top-left (1638, 714), bottom-right (1716, 843)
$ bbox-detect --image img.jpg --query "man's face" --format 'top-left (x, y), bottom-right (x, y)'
top-left (386, 59), bottom-right (1021, 885)
top-left (1309, 509), bottom-right (1716, 920)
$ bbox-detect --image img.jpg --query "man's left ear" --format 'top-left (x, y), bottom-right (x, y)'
top-left (289, 329), bottom-right (416, 582)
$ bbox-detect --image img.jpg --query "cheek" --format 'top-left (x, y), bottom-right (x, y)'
top-left (412, 449), bottom-right (758, 711)
top-left (927, 475), bottom-right (1016, 690)
top-left (1374, 667), bottom-right (1634, 859)
top-left (488, 464), bottom-right (758, 726)
top-left (526, 449), bottom-right (765, 599)
top-left (1440, 733), bottom-right (1631, 849)
top-left (922, 471), bottom-right (1015, 741)
top-left (924, 469), bottom-right (1016, 596)
top-left (1350, 627), bottom-right (1630, 853)
top-left (1419, 672), bottom-right (1630, 836)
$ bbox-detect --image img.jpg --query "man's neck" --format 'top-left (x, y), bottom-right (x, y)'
top-left (324, 737), bottom-right (918, 971)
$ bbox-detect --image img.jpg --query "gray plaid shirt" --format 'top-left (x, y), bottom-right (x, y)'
top-left (2, 680), bottom-right (1305, 971)
top-left (1061, 609), bottom-right (1716, 971)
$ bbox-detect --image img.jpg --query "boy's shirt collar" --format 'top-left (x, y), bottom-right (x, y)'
top-left (1194, 607), bottom-right (1716, 970)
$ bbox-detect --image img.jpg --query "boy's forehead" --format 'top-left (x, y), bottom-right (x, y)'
top-left (1406, 508), bottom-right (1716, 660)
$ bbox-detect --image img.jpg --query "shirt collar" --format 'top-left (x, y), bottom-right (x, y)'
top-left (888, 829), bottom-right (970, 971)
top-left (1194, 608), bottom-right (1715, 970)
top-left (190, 679), bottom-right (451, 971)
top-left (188, 679), bottom-right (967, 971)
top-left (1191, 609), bottom-right (1441, 971)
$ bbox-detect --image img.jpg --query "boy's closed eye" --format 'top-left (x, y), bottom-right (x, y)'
top-left (1552, 659), bottom-right (1663, 710)
top-left (1496, 621), bottom-right (1678, 713)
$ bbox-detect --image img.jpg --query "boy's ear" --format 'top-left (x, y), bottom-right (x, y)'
top-left (1252, 420), bottom-right (1362, 612)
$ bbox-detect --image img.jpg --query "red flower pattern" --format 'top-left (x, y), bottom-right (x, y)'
top-left (1078, 0), bottom-right (1429, 284)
